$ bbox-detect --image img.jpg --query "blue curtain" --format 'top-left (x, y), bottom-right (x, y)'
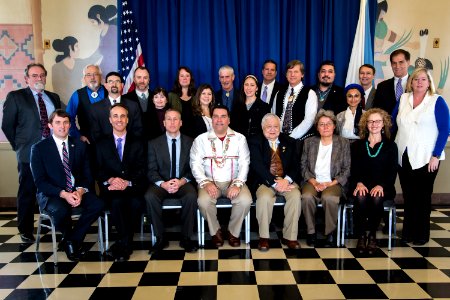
top-left (126, 0), bottom-right (376, 91)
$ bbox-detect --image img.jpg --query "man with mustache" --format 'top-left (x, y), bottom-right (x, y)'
top-left (123, 66), bottom-right (153, 141)
top-left (2, 63), bottom-right (62, 243)
top-left (66, 64), bottom-right (107, 145)
top-left (312, 60), bottom-right (346, 115)
top-left (90, 72), bottom-right (143, 142)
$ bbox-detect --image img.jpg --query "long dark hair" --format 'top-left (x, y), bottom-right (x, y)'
top-left (88, 4), bottom-right (117, 25)
top-left (53, 36), bottom-right (78, 63)
top-left (172, 66), bottom-right (196, 97)
top-left (192, 84), bottom-right (215, 116)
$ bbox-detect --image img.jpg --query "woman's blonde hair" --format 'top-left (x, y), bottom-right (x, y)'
top-left (406, 67), bottom-right (436, 95)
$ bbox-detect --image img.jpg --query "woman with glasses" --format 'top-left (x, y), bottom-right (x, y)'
top-left (350, 108), bottom-right (398, 254)
top-left (301, 110), bottom-right (351, 247)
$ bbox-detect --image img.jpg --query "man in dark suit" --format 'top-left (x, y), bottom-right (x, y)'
top-left (215, 65), bottom-right (237, 112)
top-left (123, 66), bottom-right (152, 140)
top-left (90, 71), bottom-right (143, 142)
top-left (259, 59), bottom-right (283, 111)
top-left (359, 64), bottom-right (376, 109)
top-left (145, 109), bottom-right (198, 253)
top-left (2, 63), bottom-right (62, 243)
top-left (96, 104), bottom-right (147, 261)
top-left (249, 113), bottom-right (302, 251)
top-left (311, 60), bottom-right (346, 115)
top-left (373, 49), bottom-right (410, 114)
top-left (30, 110), bottom-right (104, 261)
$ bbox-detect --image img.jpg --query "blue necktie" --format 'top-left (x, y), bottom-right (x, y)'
top-left (62, 142), bottom-right (73, 192)
top-left (117, 137), bottom-right (123, 161)
top-left (395, 78), bottom-right (403, 102)
top-left (261, 85), bottom-right (268, 103)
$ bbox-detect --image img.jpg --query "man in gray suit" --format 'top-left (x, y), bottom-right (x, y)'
top-left (2, 63), bottom-right (62, 242)
top-left (145, 109), bottom-right (198, 253)
top-left (359, 64), bottom-right (376, 109)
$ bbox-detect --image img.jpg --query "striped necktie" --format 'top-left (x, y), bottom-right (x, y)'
top-left (62, 142), bottom-right (73, 192)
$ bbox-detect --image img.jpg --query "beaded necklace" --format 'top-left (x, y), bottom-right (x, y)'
top-left (366, 141), bottom-right (383, 158)
top-left (210, 136), bottom-right (231, 168)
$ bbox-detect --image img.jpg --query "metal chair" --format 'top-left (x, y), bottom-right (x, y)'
top-left (340, 199), bottom-right (396, 250)
top-left (198, 197), bottom-right (251, 247)
top-left (36, 207), bottom-right (104, 265)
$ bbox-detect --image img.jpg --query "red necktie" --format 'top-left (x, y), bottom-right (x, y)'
top-left (37, 93), bottom-right (50, 138)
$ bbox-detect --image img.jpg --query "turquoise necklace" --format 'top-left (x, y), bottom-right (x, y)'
top-left (366, 141), bottom-right (383, 158)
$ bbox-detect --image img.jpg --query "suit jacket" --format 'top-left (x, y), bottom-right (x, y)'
top-left (311, 84), bottom-right (346, 115)
top-left (2, 87), bottom-right (61, 163)
top-left (258, 81), bottom-right (283, 109)
top-left (215, 87), bottom-right (238, 110)
top-left (373, 77), bottom-right (397, 113)
top-left (95, 134), bottom-right (148, 195)
top-left (90, 96), bottom-right (143, 142)
top-left (188, 115), bottom-right (208, 138)
top-left (365, 87), bottom-right (376, 109)
top-left (230, 98), bottom-right (270, 137)
top-left (301, 135), bottom-right (351, 193)
top-left (147, 133), bottom-right (194, 183)
top-left (30, 136), bottom-right (92, 208)
top-left (123, 90), bottom-right (153, 140)
top-left (248, 133), bottom-right (300, 190)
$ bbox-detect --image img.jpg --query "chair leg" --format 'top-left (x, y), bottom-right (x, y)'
top-left (150, 224), bottom-right (156, 246)
top-left (97, 216), bottom-right (104, 254)
top-left (388, 207), bottom-right (393, 251)
top-left (197, 209), bottom-right (202, 247)
top-left (337, 205), bottom-right (342, 247)
top-left (36, 215), bottom-right (43, 251)
top-left (245, 211), bottom-right (250, 244)
top-left (341, 206), bottom-right (347, 247)
top-left (50, 219), bottom-right (58, 266)
top-left (104, 212), bottom-right (109, 251)
top-left (141, 214), bottom-right (145, 239)
top-left (198, 210), bottom-right (205, 247)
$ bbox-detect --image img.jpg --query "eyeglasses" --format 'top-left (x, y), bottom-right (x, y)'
top-left (84, 73), bottom-right (100, 77)
top-left (30, 74), bottom-right (46, 79)
top-left (367, 120), bottom-right (383, 125)
top-left (318, 122), bottom-right (334, 127)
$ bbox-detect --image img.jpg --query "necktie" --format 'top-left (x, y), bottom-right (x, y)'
top-left (271, 141), bottom-right (277, 151)
top-left (171, 138), bottom-right (177, 179)
top-left (117, 137), bottom-right (123, 161)
top-left (282, 88), bottom-right (295, 134)
top-left (62, 142), bottom-right (73, 192)
top-left (113, 99), bottom-right (117, 104)
top-left (395, 78), bottom-right (403, 101)
top-left (139, 93), bottom-right (148, 112)
top-left (261, 86), bottom-right (268, 103)
top-left (37, 93), bottom-right (50, 138)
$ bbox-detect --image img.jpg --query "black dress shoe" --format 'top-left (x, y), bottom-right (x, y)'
top-left (20, 233), bottom-right (35, 243)
top-left (149, 237), bottom-right (169, 254)
top-left (306, 234), bottom-right (316, 246)
top-left (65, 241), bottom-right (80, 261)
top-left (413, 239), bottom-right (428, 246)
top-left (180, 238), bottom-right (198, 253)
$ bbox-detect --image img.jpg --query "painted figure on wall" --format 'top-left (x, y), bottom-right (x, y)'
top-left (52, 36), bottom-right (101, 104)
top-left (88, 4), bottom-right (118, 75)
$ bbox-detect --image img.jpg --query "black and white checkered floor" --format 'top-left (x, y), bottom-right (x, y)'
top-left (1, 208), bottom-right (450, 299)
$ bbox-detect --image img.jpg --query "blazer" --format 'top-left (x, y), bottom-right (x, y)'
top-left (373, 77), bottom-right (399, 114)
top-left (188, 115), bottom-right (209, 138)
top-left (248, 133), bottom-right (300, 190)
top-left (95, 134), bottom-right (148, 195)
top-left (2, 87), bottom-right (61, 163)
top-left (30, 136), bottom-right (92, 208)
top-left (147, 133), bottom-right (194, 183)
top-left (258, 81), bottom-right (283, 109)
top-left (123, 89), bottom-right (153, 140)
top-left (230, 98), bottom-right (270, 137)
top-left (365, 87), bottom-right (376, 109)
top-left (90, 96), bottom-right (143, 142)
top-left (301, 135), bottom-right (351, 193)
top-left (215, 87), bottom-right (238, 110)
top-left (311, 84), bottom-right (346, 115)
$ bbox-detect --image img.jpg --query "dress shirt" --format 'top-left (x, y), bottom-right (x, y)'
top-left (32, 90), bottom-right (55, 124)
top-left (109, 96), bottom-right (121, 105)
top-left (394, 74), bottom-right (408, 94)
top-left (262, 80), bottom-right (276, 104)
top-left (51, 134), bottom-right (74, 186)
top-left (279, 82), bottom-right (318, 140)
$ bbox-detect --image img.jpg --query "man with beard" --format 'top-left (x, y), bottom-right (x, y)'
top-left (2, 63), bottom-right (62, 242)
top-left (123, 66), bottom-right (152, 140)
top-left (90, 72), bottom-right (143, 142)
top-left (66, 64), bottom-right (107, 144)
top-left (312, 61), bottom-right (346, 115)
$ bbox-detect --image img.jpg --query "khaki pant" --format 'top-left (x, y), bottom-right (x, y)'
top-left (255, 183), bottom-right (301, 241)
top-left (301, 182), bottom-right (341, 235)
top-left (198, 182), bottom-right (252, 238)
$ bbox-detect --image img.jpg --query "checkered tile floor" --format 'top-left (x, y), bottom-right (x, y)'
top-left (1, 208), bottom-right (450, 299)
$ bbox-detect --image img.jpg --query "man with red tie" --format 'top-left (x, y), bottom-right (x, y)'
top-left (2, 63), bottom-right (62, 243)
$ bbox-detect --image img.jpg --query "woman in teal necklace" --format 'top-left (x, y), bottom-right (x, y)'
top-left (350, 108), bottom-right (398, 255)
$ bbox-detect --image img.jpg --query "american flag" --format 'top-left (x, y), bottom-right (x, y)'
top-left (119, 0), bottom-right (145, 94)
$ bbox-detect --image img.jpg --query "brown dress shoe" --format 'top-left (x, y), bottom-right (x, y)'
top-left (228, 233), bottom-right (241, 247)
top-left (258, 238), bottom-right (270, 251)
top-left (356, 234), bottom-right (367, 254)
top-left (211, 229), bottom-right (224, 247)
top-left (366, 234), bottom-right (377, 255)
top-left (282, 238), bottom-right (300, 249)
